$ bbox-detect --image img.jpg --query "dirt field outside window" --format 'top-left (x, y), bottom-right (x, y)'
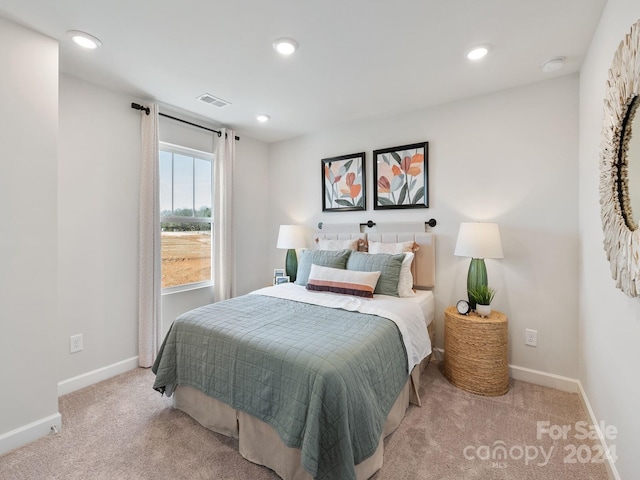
top-left (161, 232), bottom-right (211, 288)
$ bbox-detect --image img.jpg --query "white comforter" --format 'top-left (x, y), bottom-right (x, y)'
top-left (251, 283), bottom-right (432, 372)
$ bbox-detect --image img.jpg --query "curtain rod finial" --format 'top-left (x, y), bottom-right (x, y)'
top-left (131, 102), bottom-right (150, 115)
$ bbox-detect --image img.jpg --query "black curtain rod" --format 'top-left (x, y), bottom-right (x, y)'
top-left (131, 103), bottom-right (240, 141)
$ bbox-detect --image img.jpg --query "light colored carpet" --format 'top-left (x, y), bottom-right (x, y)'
top-left (0, 360), bottom-right (608, 479)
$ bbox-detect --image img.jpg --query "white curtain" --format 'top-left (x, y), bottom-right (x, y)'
top-left (213, 128), bottom-right (236, 301)
top-left (138, 104), bottom-right (162, 367)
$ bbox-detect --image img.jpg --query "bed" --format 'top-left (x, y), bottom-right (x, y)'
top-left (152, 232), bottom-right (436, 480)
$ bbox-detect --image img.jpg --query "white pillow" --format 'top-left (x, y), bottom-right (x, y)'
top-left (398, 252), bottom-right (416, 297)
top-left (306, 264), bottom-right (381, 298)
top-left (316, 238), bottom-right (359, 251)
top-left (368, 240), bottom-right (417, 254)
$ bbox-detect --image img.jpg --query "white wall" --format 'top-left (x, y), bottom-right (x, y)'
top-left (58, 75), bottom-right (271, 383)
top-left (58, 75), bottom-right (140, 382)
top-left (269, 75), bottom-right (580, 378)
top-left (233, 135), bottom-right (271, 294)
top-left (579, 0), bottom-right (640, 478)
top-left (0, 18), bottom-right (60, 452)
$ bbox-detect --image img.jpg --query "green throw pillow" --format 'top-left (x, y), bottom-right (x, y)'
top-left (346, 251), bottom-right (405, 296)
top-left (295, 249), bottom-right (352, 286)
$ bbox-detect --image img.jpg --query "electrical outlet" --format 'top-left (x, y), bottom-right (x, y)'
top-left (70, 334), bottom-right (83, 354)
top-left (525, 329), bottom-right (537, 347)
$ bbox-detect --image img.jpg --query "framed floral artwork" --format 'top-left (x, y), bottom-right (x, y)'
top-left (373, 142), bottom-right (428, 210)
top-left (322, 152), bottom-right (366, 211)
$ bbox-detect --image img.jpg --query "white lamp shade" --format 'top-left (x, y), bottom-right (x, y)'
top-left (454, 222), bottom-right (504, 259)
top-left (277, 225), bottom-right (306, 249)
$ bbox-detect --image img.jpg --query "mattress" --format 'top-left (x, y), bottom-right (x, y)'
top-left (410, 289), bottom-right (434, 326)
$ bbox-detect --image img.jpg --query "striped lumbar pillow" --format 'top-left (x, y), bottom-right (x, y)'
top-left (306, 264), bottom-right (381, 298)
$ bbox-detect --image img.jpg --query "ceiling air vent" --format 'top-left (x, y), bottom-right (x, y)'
top-left (196, 93), bottom-right (231, 108)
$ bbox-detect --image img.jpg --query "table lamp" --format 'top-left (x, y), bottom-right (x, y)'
top-left (454, 222), bottom-right (503, 309)
top-left (277, 225), bottom-right (306, 282)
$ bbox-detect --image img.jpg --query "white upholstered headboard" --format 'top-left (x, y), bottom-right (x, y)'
top-left (313, 231), bottom-right (435, 289)
top-left (314, 232), bottom-right (367, 250)
top-left (367, 232), bottom-right (435, 289)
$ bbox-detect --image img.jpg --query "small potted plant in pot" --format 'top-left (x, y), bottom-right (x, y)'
top-left (469, 285), bottom-right (496, 317)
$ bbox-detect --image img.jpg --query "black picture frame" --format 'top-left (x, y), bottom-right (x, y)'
top-left (373, 142), bottom-right (428, 210)
top-left (321, 152), bottom-right (366, 212)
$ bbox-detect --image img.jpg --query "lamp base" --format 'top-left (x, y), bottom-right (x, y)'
top-left (285, 249), bottom-right (298, 282)
top-left (467, 258), bottom-right (487, 309)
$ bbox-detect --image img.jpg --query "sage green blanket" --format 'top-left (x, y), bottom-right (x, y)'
top-left (152, 293), bottom-right (408, 480)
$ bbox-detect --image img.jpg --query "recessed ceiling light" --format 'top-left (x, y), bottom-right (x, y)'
top-left (273, 37), bottom-right (298, 55)
top-left (256, 114), bottom-right (271, 122)
top-left (466, 45), bottom-right (490, 61)
top-left (540, 56), bottom-right (566, 73)
top-left (68, 30), bottom-right (102, 49)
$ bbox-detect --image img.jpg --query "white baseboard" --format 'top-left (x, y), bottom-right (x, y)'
top-left (509, 364), bottom-right (580, 392)
top-left (576, 381), bottom-right (621, 480)
top-left (1, 357), bottom-right (139, 457)
top-left (57, 356), bottom-right (139, 396)
top-left (0, 412), bottom-right (61, 456)
top-left (434, 348), bottom-right (580, 392)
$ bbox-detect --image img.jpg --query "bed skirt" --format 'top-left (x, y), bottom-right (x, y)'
top-left (173, 322), bottom-right (435, 479)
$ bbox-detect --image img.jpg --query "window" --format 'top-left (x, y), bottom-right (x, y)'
top-left (159, 142), bottom-right (213, 290)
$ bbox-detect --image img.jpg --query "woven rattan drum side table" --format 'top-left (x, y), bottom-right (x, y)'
top-left (443, 305), bottom-right (509, 396)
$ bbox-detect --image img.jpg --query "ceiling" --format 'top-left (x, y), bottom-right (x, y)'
top-left (0, 0), bottom-right (607, 143)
